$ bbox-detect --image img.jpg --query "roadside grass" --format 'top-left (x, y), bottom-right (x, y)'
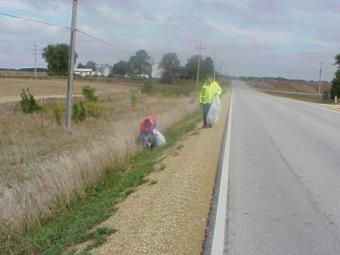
top-left (1, 110), bottom-right (201, 255)
top-left (264, 91), bottom-right (334, 104)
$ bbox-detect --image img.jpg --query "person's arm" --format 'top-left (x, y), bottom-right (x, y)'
top-left (199, 86), bottom-right (204, 104)
top-left (214, 81), bottom-right (222, 96)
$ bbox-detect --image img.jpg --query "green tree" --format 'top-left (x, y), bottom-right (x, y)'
top-left (84, 61), bottom-right (97, 71)
top-left (112, 60), bottom-right (128, 76)
top-left (77, 62), bottom-right (85, 68)
top-left (335, 53), bottom-right (340, 67)
top-left (184, 55), bottom-right (202, 80)
top-left (201, 57), bottom-right (214, 79)
top-left (42, 44), bottom-right (77, 75)
top-left (184, 55), bottom-right (214, 80)
top-left (128, 50), bottom-right (152, 78)
top-left (159, 52), bottom-right (180, 83)
top-left (331, 54), bottom-right (340, 99)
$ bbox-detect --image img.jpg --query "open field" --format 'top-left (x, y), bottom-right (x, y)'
top-left (0, 78), bottom-right (137, 103)
top-left (262, 90), bottom-right (327, 104)
top-left (247, 79), bottom-right (329, 94)
top-left (0, 70), bottom-right (48, 78)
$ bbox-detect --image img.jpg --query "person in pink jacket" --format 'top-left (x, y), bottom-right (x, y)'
top-left (139, 116), bottom-right (156, 149)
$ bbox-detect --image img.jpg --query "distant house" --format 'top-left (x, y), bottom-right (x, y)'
top-left (96, 64), bottom-right (112, 77)
top-left (74, 68), bottom-right (94, 77)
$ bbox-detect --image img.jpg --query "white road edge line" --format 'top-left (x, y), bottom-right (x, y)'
top-left (211, 91), bottom-right (233, 255)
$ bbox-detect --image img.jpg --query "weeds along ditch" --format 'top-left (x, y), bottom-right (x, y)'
top-left (0, 81), bottom-right (199, 243)
top-left (0, 109), bottom-right (201, 255)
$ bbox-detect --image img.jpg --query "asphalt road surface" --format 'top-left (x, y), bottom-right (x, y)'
top-left (223, 81), bottom-right (340, 254)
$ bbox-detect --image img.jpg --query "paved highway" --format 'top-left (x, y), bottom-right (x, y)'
top-left (218, 81), bottom-right (340, 254)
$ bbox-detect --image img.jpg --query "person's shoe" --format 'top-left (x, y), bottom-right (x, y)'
top-left (202, 124), bottom-right (207, 128)
top-left (207, 124), bottom-right (212, 128)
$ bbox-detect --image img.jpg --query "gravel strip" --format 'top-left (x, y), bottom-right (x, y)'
top-left (92, 91), bottom-right (231, 255)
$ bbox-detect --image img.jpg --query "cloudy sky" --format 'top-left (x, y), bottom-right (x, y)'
top-left (0, 0), bottom-right (339, 80)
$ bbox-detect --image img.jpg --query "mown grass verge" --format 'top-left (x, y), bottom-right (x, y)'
top-left (1, 110), bottom-right (201, 255)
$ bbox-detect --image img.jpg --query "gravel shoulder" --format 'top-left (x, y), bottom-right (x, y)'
top-left (92, 90), bottom-right (231, 255)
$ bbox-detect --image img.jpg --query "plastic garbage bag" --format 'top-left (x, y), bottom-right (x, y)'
top-left (153, 130), bottom-right (166, 147)
top-left (207, 96), bottom-right (221, 124)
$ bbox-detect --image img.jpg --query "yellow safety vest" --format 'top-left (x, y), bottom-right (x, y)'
top-left (199, 81), bottom-right (222, 104)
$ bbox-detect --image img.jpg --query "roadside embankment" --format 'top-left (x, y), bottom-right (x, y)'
top-left (90, 90), bottom-right (231, 255)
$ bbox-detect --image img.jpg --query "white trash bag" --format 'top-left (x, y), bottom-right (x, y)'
top-left (153, 130), bottom-right (166, 147)
top-left (206, 96), bottom-right (221, 125)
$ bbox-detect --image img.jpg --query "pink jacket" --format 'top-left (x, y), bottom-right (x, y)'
top-left (139, 116), bottom-right (156, 135)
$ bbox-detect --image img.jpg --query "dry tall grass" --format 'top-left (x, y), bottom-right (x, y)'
top-left (0, 90), bottom-right (199, 238)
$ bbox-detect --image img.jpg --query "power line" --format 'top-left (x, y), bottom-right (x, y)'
top-left (76, 29), bottom-right (132, 55)
top-left (0, 12), bottom-right (70, 29)
top-left (0, 11), bottom-right (132, 55)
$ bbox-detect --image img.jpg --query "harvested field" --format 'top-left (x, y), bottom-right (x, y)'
top-left (0, 70), bottom-right (47, 78)
top-left (0, 78), bottom-right (135, 103)
top-left (247, 80), bottom-right (329, 94)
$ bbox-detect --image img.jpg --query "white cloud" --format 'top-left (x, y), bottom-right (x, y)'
top-left (208, 21), bottom-right (292, 44)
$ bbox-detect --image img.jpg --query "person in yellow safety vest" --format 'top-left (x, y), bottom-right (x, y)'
top-left (199, 77), bottom-right (222, 128)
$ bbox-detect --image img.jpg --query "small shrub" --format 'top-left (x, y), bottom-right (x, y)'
top-left (51, 104), bottom-right (64, 126)
top-left (73, 101), bottom-right (87, 122)
top-left (141, 81), bottom-right (153, 93)
top-left (82, 86), bottom-right (97, 102)
top-left (129, 91), bottom-right (139, 107)
top-left (323, 89), bottom-right (330, 101)
top-left (330, 86), bottom-right (337, 100)
top-left (85, 101), bottom-right (103, 118)
top-left (20, 88), bottom-right (42, 113)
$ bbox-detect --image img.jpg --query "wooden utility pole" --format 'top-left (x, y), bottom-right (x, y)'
top-left (65, 0), bottom-right (78, 128)
top-left (195, 41), bottom-right (205, 90)
top-left (34, 42), bottom-right (37, 79)
top-left (318, 62), bottom-right (323, 94)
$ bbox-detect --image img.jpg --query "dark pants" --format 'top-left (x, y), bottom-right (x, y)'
top-left (202, 103), bottom-right (211, 126)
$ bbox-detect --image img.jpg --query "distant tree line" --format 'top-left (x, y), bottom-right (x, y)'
top-left (238, 76), bottom-right (329, 84)
top-left (41, 43), bottom-right (216, 84)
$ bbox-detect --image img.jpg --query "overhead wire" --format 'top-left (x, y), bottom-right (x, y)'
top-left (0, 12), bottom-right (70, 29)
top-left (0, 12), bottom-right (132, 55)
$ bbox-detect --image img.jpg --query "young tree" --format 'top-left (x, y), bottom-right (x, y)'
top-left (112, 60), bottom-right (128, 76)
top-left (128, 50), bottom-right (152, 78)
top-left (331, 70), bottom-right (340, 99)
top-left (330, 53), bottom-right (340, 99)
top-left (42, 44), bottom-right (77, 75)
top-left (159, 52), bottom-right (180, 83)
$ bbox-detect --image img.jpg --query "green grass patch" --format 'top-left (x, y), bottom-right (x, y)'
top-left (1, 110), bottom-right (201, 255)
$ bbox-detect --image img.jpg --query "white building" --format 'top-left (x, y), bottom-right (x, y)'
top-left (74, 68), bottom-right (94, 77)
top-left (96, 64), bottom-right (112, 77)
